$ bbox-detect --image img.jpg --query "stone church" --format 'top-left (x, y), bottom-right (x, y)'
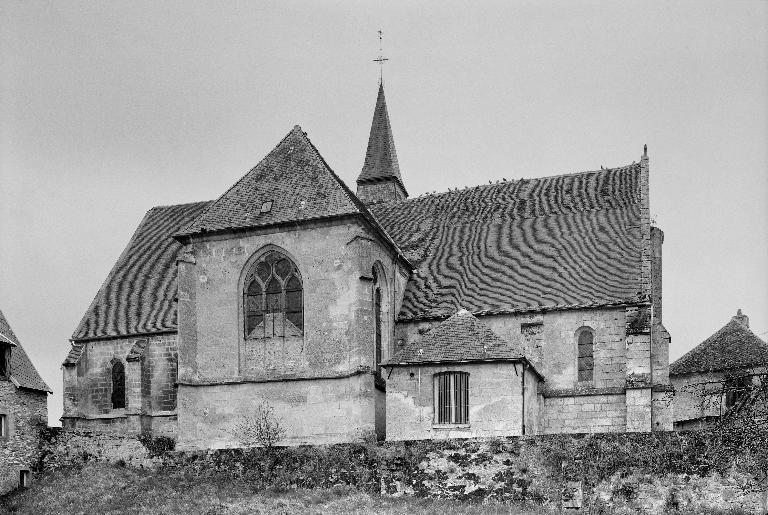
top-left (62, 83), bottom-right (673, 448)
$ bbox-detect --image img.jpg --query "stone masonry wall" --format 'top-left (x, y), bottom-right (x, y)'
top-left (356, 180), bottom-right (407, 205)
top-left (386, 363), bottom-right (540, 441)
top-left (62, 334), bottom-right (177, 435)
top-left (177, 374), bottom-right (377, 450)
top-left (0, 382), bottom-right (47, 495)
top-left (176, 218), bottom-right (407, 448)
top-left (542, 393), bottom-right (626, 434)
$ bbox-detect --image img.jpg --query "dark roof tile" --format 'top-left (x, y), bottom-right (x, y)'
top-left (0, 309), bottom-right (51, 392)
top-left (178, 126), bottom-right (366, 237)
top-left (71, 201), bottom-right (211, 340)
top-left (385, 309), bottom-right (527, 365)
top-left (371, 164), bottom-right (644, 320)
top-left (670, 317), bottom-right (768, 376)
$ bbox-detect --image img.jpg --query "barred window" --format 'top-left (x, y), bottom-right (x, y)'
top-left (725, 375), bottom-right (750, 408)
top-left (111, 361), bottom-right (125, 410)
top-left (434, 372), bottom-right (469, 425)
top-left (244, 250), bottom-right (303, 338)
top-left (578, 329), bottom-right (594, 382)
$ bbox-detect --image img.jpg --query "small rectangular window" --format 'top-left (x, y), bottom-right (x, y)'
top-left (19, 470), bottom-right (30, 488)
top-left (0, 414), bottom-right (7, 437)
top-left (434, 372), bottom-right (469, 425)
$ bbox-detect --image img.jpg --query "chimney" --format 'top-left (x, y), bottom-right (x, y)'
top-left (732, 309), bottom-right (749, 329)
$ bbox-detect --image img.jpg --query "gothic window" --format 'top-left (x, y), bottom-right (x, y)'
top-left (434, 372), bottom-right (469, 425)
top-left (577, 329), bottom-right (594, 382)
top-left (374, 288), bottom-right (382, 377)
top-left (243, 250), bottom-right (303, 338)
top-left (111, 361), bottom-right (126, 410)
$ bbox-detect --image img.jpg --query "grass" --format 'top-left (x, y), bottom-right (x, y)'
top-left (0, 463), bottom-right (554, 515)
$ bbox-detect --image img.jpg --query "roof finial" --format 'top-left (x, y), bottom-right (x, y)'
top-left (643, 144), bottom-right (648, 157)
top-left (373, 29), bottom-right (389, 85)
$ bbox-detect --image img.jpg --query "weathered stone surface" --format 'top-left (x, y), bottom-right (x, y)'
top-left (62, 334), bottom-right (178, 436)
top-left (0, 381), bottom-right (47, 495)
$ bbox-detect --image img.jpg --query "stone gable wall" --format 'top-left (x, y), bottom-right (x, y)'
top-left (0, 381), bottom-right (47, 495)
top-left (176, 219), bottom-right (406, 448)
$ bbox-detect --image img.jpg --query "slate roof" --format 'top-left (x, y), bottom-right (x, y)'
top-left (370, 163), bottom-right (645, 320)
top-left (71, 200), bottom-right (212, 341)
top-left (384, 309), bottom-right (530, 367)
top-left (670, 317), bottom-right (768, 376)
top-left (357, 84), bottom-right (406, 193)
top-left (178, 126), bottom-right (373, 237)
top-left (0, 309), bottom-right (52, 392)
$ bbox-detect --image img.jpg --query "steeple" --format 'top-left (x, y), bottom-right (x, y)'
top-left (356, 83), bottom-right (408, 204)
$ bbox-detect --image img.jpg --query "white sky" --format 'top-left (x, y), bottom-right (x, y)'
top-left (1, 1), bottom-right (766, 425)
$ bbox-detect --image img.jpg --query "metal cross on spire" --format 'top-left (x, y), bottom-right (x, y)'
top-left (373, 29), bottom-right (388, 85)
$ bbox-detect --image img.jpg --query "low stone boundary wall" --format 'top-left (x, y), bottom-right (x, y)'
top-left (34, 428), bottom-right (768, 513)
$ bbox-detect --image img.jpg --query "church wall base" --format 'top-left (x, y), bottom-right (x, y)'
top-left (175, 374), bottom-right (378, 450)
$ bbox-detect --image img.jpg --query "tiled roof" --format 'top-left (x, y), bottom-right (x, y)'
top-left (371, 163), bottom-right (645, 320)
top-left (178, 126), bottom-right (369, 237)
top-left (384, 309), bottom-right (527, 365)
top-left (670, 318), bottom-right (768, 376)
top-left (0, 309), bottom-right (51, 392)
top-left (357, 84), bottom-right (406, 192)
top-left (71, 201), bottom-right (212, 341)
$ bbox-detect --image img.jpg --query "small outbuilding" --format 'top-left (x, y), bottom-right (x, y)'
top-left (383, 310), bottom-right (543, 440)
top-left (670, 310), bottom-right (768, 430)
top-left (0, 308), bottom-right (51, 494)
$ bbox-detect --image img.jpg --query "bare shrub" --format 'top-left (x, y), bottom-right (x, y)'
top-left (230, 401), bottom-right (286, 450)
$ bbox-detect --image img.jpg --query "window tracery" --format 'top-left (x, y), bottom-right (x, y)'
top-left (243, 250), bottom-right (303, 338)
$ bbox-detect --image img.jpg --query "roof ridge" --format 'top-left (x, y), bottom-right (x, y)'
top-left (150, 199), bottom-right (214, 210)
top-left (384, 162), bottom-right (641, 205)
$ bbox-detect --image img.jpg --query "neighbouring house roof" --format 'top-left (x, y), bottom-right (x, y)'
top-left (71, 200), bottom-right (212, 341)
top-left (371, 163), bottom-right (645, 320)
top-left (384, 310), bottom-right (538, 375)
top-left (357, 83), bottom-right (406, 193)
top-left (177, 126), bottom-right (379, 237)
top-left (0, 309), bottom-right (52, 393)
top-left (670, 314), bottom-right (768, 376)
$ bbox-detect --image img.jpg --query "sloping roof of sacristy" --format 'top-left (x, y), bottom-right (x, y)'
top-left (0, 309), bottom-right (52, 392)
top-left (385, 310), bottom-right (541, 376)
top-left (670, 320), bottom-right (768, 376)
top-left (71, 200), bottom-right (212, 341)
top-left (371, 163), bottom-right (645, 321)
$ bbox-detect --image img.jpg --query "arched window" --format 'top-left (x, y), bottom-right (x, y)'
top-left (243, 250), bottom-right (303, 338)
top-left (577, 329), bottom-right (594, 382)
top-left (374, 283), bottom-right (382, 377)
top-left (111, 361), bottom-right (126, 409)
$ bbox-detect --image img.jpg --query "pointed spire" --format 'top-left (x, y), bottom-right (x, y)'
top-left (356, 83), bottom-right (408, 204)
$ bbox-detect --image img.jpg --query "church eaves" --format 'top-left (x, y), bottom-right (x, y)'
top-left (179, 126), bottom-right (373, 237)
top-left (356, 84), bottom-right (407, 202)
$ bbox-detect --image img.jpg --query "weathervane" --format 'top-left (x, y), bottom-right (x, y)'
top-left (373, 29), bottom-right (388, 84)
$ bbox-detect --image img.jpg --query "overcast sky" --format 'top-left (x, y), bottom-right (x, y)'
top-left (1, 1), bottom-right (766, 425)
